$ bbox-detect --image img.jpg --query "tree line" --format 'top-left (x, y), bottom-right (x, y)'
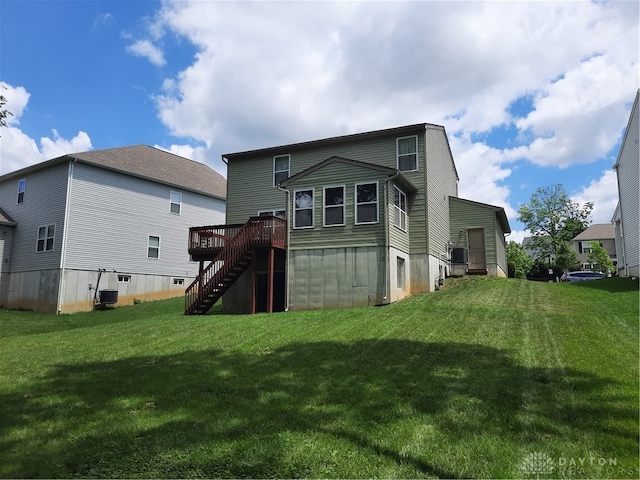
top-left (507, 184), bottom-right (614, 279)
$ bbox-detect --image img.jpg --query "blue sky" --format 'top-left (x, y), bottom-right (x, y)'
top-left (1, 0), bottom-right (638, 241)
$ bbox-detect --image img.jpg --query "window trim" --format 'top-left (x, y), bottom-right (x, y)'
top-left (273, 154), bottom-right (290, 187)
top-left (17, 179), bottom-right (26, 204)
top-left (396, 135), bottom-right (418, 172)
top-left (170, 191), bottom-right (182, 215)
top-left (293, 188), bottom-right (315, 229)
top-left (147, 235), bottom-right (160, 259)
top-left (354, 181), bottom-right (379, 225)
top-left (36, 223), bottom-right (56, 253)
top-left (323, 184), bottom-right (345, 227)
top-left (393, 185), bottom-right (407, 232)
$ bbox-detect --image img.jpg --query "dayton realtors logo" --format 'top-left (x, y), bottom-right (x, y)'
top-left (520, 451), bottom-right (554, 478)
top-left (520, 452), bottom-right (636, 478)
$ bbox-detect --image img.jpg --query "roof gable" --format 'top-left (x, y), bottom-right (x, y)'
top-left (280, 156), bottom-right (418, 193)
top-left (450, 196), bottom-right (511, 233)
top-left (571, 223), bottom-right (615, 241)
top-left (1, 145), bottom-right (226, 199)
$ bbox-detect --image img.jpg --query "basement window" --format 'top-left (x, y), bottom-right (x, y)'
top-left (173, 278), bottom-right (184, 286)
top-left (118, 275), bottom-right (131, 283)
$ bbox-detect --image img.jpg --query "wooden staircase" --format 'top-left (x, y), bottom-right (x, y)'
top-left (185, 216), bottom-right (286, 315)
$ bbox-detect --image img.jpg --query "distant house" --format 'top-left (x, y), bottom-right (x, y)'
top-left (569, 224), bottom-right (616, 271)
top-left (0, 145), bottom-right (226, 313)
top-left (185, 123), bottom-right (510, 315)
top-left (521, 236), bottom-right (555, 264)
top-left (612, 89), bottom-right (639, 277)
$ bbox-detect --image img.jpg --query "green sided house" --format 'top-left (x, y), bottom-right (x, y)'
top-left (185, 123), bottom-right (510, 314)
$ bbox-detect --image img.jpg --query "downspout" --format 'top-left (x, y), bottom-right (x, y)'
top-left (382, 171), bottom-right (402, 303)
top-left (57, 158), bottom-right (76, 314)
top-left (277, 185), bottom-right (291, 311)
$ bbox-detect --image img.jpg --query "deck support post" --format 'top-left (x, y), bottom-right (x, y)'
top-left (267, 247), bottom-right (275, 313)
top-left (250, 250), bottom-right (256, 314)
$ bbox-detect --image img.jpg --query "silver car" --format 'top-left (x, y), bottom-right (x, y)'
top-left (560, 271), bottom-right (605, 282)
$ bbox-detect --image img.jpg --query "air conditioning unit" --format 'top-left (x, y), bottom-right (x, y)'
top-left (451, 247), bottom-right (468, 264)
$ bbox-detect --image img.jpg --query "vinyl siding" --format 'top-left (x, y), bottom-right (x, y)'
top-left (388, 181), bottom-right (410, 253)
top-left (449, 198), bottom-right (498, 266)
top-left (226, 130), bottom-right (428, 224)
top-left (616, 93), bottom-right (639, 275)
top-left (64, 162), bottom-right (225, 276)
top-left (0, 161), bottom-right (69, 272)
top-left (494, 219), bottom-right (508, 275)
top-left (425, 127), bottom-right (458, 258)
top-left (285, 161), bottom-right (387, 250)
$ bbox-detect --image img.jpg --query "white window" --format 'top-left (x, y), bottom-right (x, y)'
top-left (355, 182), bottom-right (378, 224)
top-left (170, 191), bottom-right (182, 214)
top-left (17, 179), bottom-right (26, 204)
top-left (36, 224), bottom-right (55, 252)
top-left (173, 278), bottom-right (184, 286)
top-left (397, 257), bottom-right (406, 291)
top-left (148, 235), bottom-right (160, 258)
top-left (258, 209), bottom-right (286, 218)
top-left (323, 185), bottom-right (345, 227)
top-left (393, 186), bottom-right (407, 231)
top-left (397, 136), bottom-right (418, 172)
top-left (118, 275), bottom-right (131, 283)
top-left (293, 189), bottom-right (314, 228)
top-left (273, 154), bottom-right (290, 187)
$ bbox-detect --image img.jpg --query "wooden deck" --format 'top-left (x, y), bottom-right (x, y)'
top-left (188, 215), bottom-right (286, 261)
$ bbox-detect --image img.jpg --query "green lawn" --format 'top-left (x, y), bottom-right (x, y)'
top-left (0, 276), bottom-right (638, 479)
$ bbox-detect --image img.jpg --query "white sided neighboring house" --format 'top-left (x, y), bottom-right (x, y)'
top-left (0, 145), bottom-right (226, 313)
top-left (612, 89), bottom-right (640, 278)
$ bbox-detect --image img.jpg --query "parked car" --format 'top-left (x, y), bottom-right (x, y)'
top-left (560, 271), bottom-right (605, 282)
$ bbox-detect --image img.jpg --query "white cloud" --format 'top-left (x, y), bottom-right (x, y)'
top-left (125, 39), bottom-right (166, 67)
top-left (0, 83), bottom-right (93, 175)
top-left (572, 169), bottom-right (619, 225)
top-left (145, 0), bottom-right (637, 214)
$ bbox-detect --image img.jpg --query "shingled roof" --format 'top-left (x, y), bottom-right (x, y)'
top-left (571, 223), bottom-right (615, 241)
top-left (0, 207), bottom-right (16, 226)
top-left (1, 145), bottom-right (226, 199)
top-left (72, 145), bottom-right (226, 199)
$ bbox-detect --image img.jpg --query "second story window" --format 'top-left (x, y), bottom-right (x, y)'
top-left (17, 179), bottom-right (26, 204)
top-left (397, 136), bottom-right (418, 172)
top-left (324, 186), bottom-right (345, 227)
top-left (293, 189), bottom-right (314, 229)
top-left (393, 186), bottom-right (407, 231)
top-left (36, 224), bottom-right (55, 252)
top-left (273, 154), bottom-right (290, 187)
top-left (355, 182), bottom-right (378, 224)
top-left (170, 191), bottom-right (182, 214)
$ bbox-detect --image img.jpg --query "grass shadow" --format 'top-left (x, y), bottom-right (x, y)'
top-left (568, 276), bottom-right (640, 293)
top-left (1, 340), bottom-right (637, 478)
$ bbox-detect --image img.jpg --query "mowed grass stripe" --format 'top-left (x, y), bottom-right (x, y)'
top-left (0, 276), bottom-right (637, 479)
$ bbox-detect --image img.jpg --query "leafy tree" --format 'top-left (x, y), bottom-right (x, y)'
top-left (517, 184), bottom-right (593, 260)
top-left (554, 240), bottom-right (581, 272)
top-left (0, 90), bottom-right (12, 132)
top-left (506, 240), bottom-right (534, 278)
top-left (587, 241), bottom-right (614, 274)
